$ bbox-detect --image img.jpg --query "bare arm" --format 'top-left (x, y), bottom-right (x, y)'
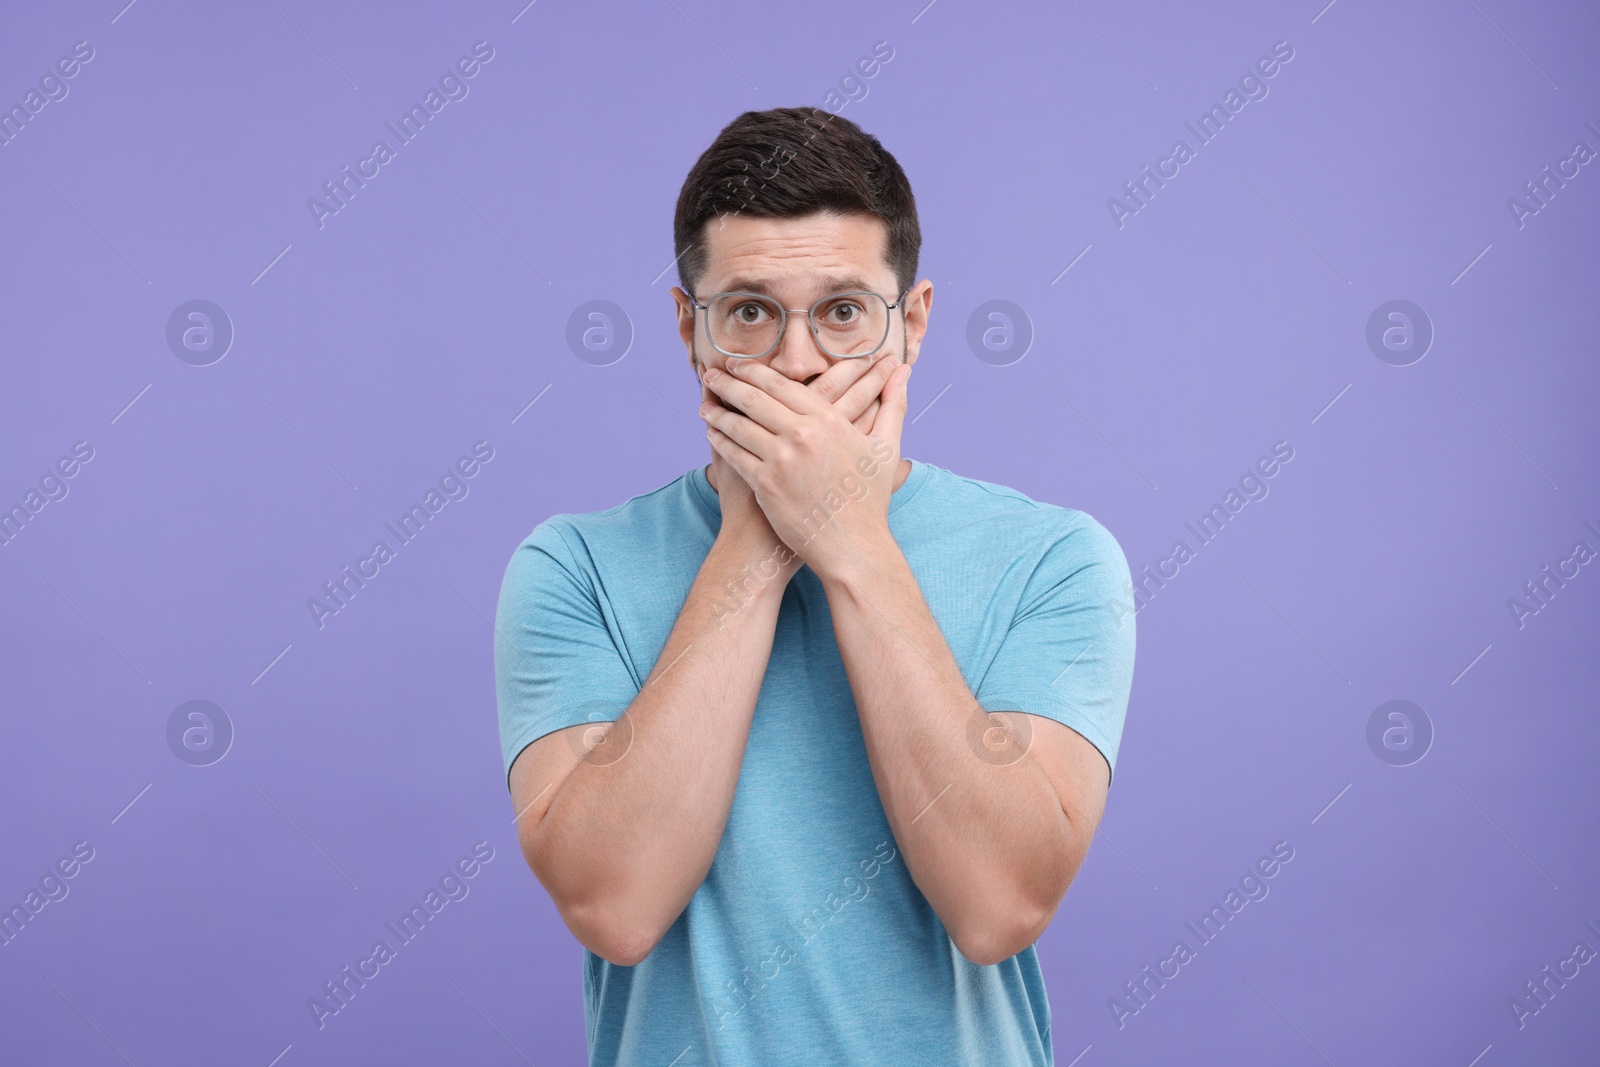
top-left (506, 353), bottom-right (896, 966)
top-left (700, 354), bottom-right (1122, 966)
top-left (820, 548), bottom-right (1110, 966)
top-left (510, 519), bottom-right (795, 966)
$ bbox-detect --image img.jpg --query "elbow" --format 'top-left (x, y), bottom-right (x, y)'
top-left (522, 836), bottom-right (668, 967)
top-left (951, 919), bottom-right (1039, 967)
top-left (948, 889), bottom-right (1062, 967)
top-left (588, 928), bottom-right (662, 969)
top-left (562, 897), bottom-right (667, 968)
top-left (950, 831), bottom-right (1089, 964)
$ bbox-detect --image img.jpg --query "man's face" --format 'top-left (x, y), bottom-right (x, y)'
top-left (672, 211), bottom-right (931, 414)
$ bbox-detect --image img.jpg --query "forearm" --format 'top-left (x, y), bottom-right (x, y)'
top-left (821, 544), bottom-right (1075, 962)
top-left (530, 531), bottom-right (794, 957)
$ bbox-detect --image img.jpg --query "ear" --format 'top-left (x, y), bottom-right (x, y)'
top-left (900, 279), bottom-right (934, 368)
top-left (671, 286), bottom-right (697, 370)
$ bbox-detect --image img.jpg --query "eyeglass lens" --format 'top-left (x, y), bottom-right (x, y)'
top-left (706, 293), bottom-right (890, 358)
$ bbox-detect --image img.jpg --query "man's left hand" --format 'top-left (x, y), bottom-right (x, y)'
top-left (699, 352), bottom-right (911, 581)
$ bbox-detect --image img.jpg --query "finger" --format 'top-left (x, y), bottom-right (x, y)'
top-left (852, 397), bottom-right (881, 434)
top-left (704, 365), bottom-right (796, 433)
top-left (723, 358), bottom-right (829, 416)
top-left (706, 425), bottom-right (761, 486)
top-left (701, 397), bottom-right (775, 459)
top-left (833, 350), bottom-right (898, 424)
top-left (805, 351), bottom-right (883, 407)
top-left (869, 362), bottom-right (912, 451)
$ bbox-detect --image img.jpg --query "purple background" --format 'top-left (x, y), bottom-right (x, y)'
top-left (3, 0), bottom-right (1597, 1063)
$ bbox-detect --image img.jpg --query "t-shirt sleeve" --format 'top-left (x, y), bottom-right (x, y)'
top-left (494, 519), bottom-right (643, 789)
top-left (972, 512), bottom-right (1136, 783)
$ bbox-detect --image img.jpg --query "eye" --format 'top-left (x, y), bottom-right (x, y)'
top-left (826, 301), bottom-right (862, 323)
top-left (732, 301), bottom-right (772, 324)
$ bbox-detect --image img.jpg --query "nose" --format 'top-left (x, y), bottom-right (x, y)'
top-left (764, 308), bottom-right (834, 383)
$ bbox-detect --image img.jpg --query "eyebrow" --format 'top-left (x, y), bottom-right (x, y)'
top-left (715, 276), bottom-right (879, 298)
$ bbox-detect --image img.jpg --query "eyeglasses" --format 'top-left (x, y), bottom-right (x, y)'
top-left (689, 287), bottom-right (910, 360)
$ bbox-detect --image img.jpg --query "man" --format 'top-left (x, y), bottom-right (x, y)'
top-left (495, 106), bottom-right (1136, 1066)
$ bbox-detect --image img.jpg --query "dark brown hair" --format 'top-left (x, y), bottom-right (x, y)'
top-left (673, 106), bottom-right (921, 296)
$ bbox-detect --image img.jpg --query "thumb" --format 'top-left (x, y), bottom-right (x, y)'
top-left (870, 362), bottom-right (911, 449)
top-left (852, 398), bottom-right (881, 434)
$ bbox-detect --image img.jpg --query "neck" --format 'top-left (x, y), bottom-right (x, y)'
top-left (706, 457), bottom-right (912, 494)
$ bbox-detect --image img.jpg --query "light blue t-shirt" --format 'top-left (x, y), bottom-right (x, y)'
top-left (495, 458), bottom-right (1135, 1066)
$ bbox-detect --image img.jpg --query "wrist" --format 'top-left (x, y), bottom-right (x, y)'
top-left (814, 529), bottom-right (905, 598)
top-left (708, 531), bottom-right (799, 601)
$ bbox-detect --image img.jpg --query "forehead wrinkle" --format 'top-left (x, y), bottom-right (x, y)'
top-left (719, 273), bottom-right (876, 298)
top-left (709, 246), bottom-right (881, 298)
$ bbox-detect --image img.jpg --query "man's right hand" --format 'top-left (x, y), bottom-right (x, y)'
top-left (701, 348), bottom-right (898, 563)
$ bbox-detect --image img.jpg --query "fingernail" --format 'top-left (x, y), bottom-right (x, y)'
top-left (705, 368), bottom-right (720, 382)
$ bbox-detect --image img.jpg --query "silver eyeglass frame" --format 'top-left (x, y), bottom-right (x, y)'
top-left (688, 287), bottom-right (912, 360)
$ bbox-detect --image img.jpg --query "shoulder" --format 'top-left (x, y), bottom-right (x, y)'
top-left (500, 471), bottom-right (701, 587)
top-left (913, 462), bottom-right (1128, 570)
